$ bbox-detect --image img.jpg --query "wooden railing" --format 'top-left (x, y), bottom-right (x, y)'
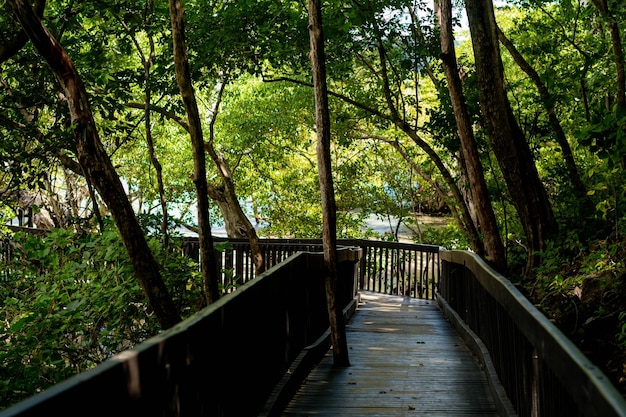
top-left (0, 250), bottom-right (360, 417)
top-left (182, 237), bottom-right (441, 299)
top-left (4, 232), bottom-right (626, 416)
top-left (438, 250), bottom-right (626, 417)
top-left (7, 207), bottom-right (34, 228)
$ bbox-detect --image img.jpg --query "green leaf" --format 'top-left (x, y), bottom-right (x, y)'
top-left (10, 314), bottom-right (34, 332)
top-left (66, 300), bottom-right (83, 312)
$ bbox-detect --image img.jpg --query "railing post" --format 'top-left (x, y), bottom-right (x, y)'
top-left (531, 348), bottom-right (540, 417)
top-left (358, 242), bottom-right (367, 291)
top-left (337, 248), bottom-right (362, 306)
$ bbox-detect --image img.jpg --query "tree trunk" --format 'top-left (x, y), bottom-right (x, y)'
top-left (464, 0), bottom-right (558, 274)
top-left (497, 27), bottom-right (591, 210)
top-left (372, 18), bottom-right (484, 256)
top-left (205, 81), bottom-right (265, 274)
top-left (307, 0), bottom-right (350, 367)
top-left (590, 0), bottom-right (625, 108)
top-left (9, 0), bottom-right (182, 329)
top-left (205, 154), bottom-right (265, 274)
top-left (386, 137), bottom-right (473, 246)
top-left (168, 0), bottom-right (220, 304)
top-left (437, 0), bottom-right (507, 272)
top-left (399, 123), bottom-right (484, 255)
top-left (207, 185), bottom-right (247, 238)
top-left (143, 33), bottom-right (169, 249)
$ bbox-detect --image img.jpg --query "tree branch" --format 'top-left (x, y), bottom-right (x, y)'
top-left (126, 101), bottom-right (189, 131)
top-left (0, 0), bottom-right (46, 63)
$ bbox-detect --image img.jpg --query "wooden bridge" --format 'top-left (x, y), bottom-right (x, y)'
top-left (1, 238), bottom-right (626, 416)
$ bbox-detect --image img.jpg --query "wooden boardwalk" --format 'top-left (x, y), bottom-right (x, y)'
top-left (283, 292), bottom-right (501, 416)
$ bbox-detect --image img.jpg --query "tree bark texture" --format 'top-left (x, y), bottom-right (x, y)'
top-left (205, 81), bottom-right (265, 274)
top-left (307, 0), bottom-right (350, 367)
top-left (438, 0), bottom-right (507, 272)
top-left (0, 0), bottom-right (45, 64)
top-left (205, 153), bottom-right (266, 274)
top-left (497, 27), bottom-right (591, 210)
top-left (9, 0), bottom-right (182, 329)
top-left (464, 0), bottom-right (558, 274)
top-left (168, 0), bottom-right (220, 304)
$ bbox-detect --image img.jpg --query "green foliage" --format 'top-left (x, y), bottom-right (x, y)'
top-left (3, 0), bottom-right (626, 400)
top-left (0, 223), bottom-right (202, 408)
top-left (417, 220), bottom-right (468, 250)
top-left (528, 232), bottom-right (626, 390)
top-left (578, 107), bottom-right (626, 236)
top-left (617, 311), bottom-right (626, 349)
top-left (579, 106), bottom-right (626, 166)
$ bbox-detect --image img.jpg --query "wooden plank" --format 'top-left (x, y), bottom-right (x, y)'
top-left (283, 292), bottom-right (501, 416)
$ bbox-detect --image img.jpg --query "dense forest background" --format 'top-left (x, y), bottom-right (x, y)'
top-left (1, 0), bottom-right (626, 407)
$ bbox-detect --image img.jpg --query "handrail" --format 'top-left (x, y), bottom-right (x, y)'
top-left (182, 237), bottom-right (441, 299)
top-left (0, 250), bottom-right (360, 417)
top-left (438, 250), bottom-right (626, 417)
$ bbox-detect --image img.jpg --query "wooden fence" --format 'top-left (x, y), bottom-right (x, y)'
top-left (438, 250), bottom-right (626, 417)
top-left (182, 237), bottom-right (441, 299)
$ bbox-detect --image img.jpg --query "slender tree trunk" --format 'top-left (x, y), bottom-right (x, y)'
top-left (205, 153), bottom-right (265, 274)
top-left (116, 2), bottom-right (170, 247)
top-left (130, 85), bottom-right (265, 273)
top-left (205, 81), bottom-right (265, 274)
top-left (590, 0), bottom-right (625, 108)
top-left (465, 0), bottom-right (558, 274)
top-left (385, 138), bottom-right (471, 243)
top-left (307, 0), bottom-right (350, 367)
top-left (437, 0), bottom-right (507, 272)
top-left (399, 123), bottom-right (483, 255)
top-left (497, 27), bottom-right (590, 209)
top-left (9, 0), bottom-right (182, 329)
top-left (373, 20), bottom-right (484, 256)
top-left (168, 0), bottom-right (220, 304)
top-left (143, 34), bottom-right (169, 248)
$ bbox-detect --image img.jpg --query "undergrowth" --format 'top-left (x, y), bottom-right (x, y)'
top-left (0, 222), bottom-right (204, 409)
top-left (528, 230), bottom-right (626, 397)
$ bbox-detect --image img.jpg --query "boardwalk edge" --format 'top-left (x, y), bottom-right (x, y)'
top-left (436, 292), bottom-right (519, 417)
top-left (258, 294), bottom-right (360, 417)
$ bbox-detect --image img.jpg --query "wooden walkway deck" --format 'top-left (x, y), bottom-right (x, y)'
top-left (283, 292), bottom-right (501, 416)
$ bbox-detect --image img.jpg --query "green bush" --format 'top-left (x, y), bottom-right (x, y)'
top-left (0, 223), bottom-right (202, 408)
